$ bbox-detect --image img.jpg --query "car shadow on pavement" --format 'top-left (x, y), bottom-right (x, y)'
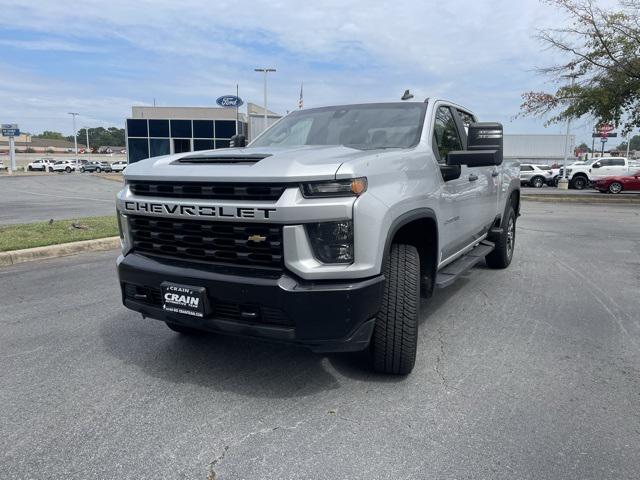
top-left (99, 312), bottom-right (341, 399)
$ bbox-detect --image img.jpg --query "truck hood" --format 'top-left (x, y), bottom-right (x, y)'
top-left (123, 145), bottom-right (381, 183)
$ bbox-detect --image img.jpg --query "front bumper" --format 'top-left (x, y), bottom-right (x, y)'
top-left (117, 253), bottom-right (385, 352)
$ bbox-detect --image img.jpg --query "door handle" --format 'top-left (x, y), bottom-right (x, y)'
top-left (468, 173), bottom-right (478, 182)
top-left (491, 170), bottom-right (499, 177)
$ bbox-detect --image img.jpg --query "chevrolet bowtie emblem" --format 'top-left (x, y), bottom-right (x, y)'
top-left (248, 234), bottom-right (267, 243)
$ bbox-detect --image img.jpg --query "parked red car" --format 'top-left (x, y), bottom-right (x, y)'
top-left (593, 170), bottom-right (640, 193)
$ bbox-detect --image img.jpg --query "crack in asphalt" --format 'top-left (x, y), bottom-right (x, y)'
top-left (207, 421), bottom-right (305, 479)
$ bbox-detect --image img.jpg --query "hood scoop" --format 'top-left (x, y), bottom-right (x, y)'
top-left (173, 153), bottom-right (270, 165)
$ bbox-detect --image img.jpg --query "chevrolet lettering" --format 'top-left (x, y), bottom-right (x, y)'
top-left (116, 100), bottom-right (520, 375)
top-left (123, 201), bottom-right (276, 219)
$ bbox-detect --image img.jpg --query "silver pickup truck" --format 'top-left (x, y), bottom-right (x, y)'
top-left (116, 100), bottom-right (520, 374)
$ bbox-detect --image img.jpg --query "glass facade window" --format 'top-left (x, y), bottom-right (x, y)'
top-left (193, 120), bottom-right (214, 138)
top-left (150, 138), bottom-right (170, 157)
top-left (129, 138), bottom-right (149, 162)
top-left (215, 120), bottom-right (236, 138)
top-left (126, 117), bottom-right (247, 163)
top-left (127, 119), bottom-right (148, 137)
top-left (149, 119), bottom-right (170, 137)
top-left (194, 139), bottom-right (215, 151)
top-left (170, 120), bottom-right (192, 138)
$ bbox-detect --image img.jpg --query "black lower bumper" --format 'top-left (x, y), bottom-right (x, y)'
top-left (117, 253), bottom-right (385, 352)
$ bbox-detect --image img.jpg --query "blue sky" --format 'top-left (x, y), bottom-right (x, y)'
top-left (0, 0), bottom-right (610, 145)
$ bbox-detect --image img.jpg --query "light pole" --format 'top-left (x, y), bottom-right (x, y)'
top-left (558, 75), bottom-right (577, 190)
top-left (84, 127), bottom-right (91, 161)
top-left (68, 112), bottom-right (79, 170)
top-left (254, 68), bottom-right (276, 134)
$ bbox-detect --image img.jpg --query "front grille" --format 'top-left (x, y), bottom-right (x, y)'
top-left (123, 283), bottom-right (293, 326)
top-left (129, 215), bottom-right (283, 270)
top-left (128, 181), bottom-right (287, 201)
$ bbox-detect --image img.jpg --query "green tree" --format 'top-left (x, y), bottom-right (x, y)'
top-left (36, 131), bottom-right (66, 140)
top-left (71, 127), bottom-right (126, 148)
top-left (616, 133), bottom-right (640, 150)
top-left (519, 0), bottom-right (640, 133)
top-left (577, 142), bottom-right (591, 152)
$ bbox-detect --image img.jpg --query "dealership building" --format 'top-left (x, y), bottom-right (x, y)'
top-left (125, 104), bottom-right (281, 163)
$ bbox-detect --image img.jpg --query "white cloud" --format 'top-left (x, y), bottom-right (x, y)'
top-left (0, 0), bottom-right (602, 141)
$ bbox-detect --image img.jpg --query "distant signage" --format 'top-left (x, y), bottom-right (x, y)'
top-left (1, 124), bottom-right (19, 137)
top-left (592, 132), bottom-right (617, 138)
top-left (216, 95), bottom-right (243, 108)
top-left (597, 123), bottom-right (614, 134)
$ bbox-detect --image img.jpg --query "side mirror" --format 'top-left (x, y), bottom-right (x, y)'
top-left (230, 134), bottom-right (247, 148)
top-left (592, 162), bottom-right (601, 168)
top-left (440, 165), bottom-right (461, 182)
top-left (447, 122), bottom-right (503, 167)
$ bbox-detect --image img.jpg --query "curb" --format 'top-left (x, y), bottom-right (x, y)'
top-left (0, 237), bottom-right (120, 267)
top-left (522, 194), bottom-right (640, 204)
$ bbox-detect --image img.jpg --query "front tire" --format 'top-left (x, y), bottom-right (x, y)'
top-left (370, 243), bottom-right (420, 375)
top-left (65, 166), bottom-right (71, 173)
top-left (486, 206), bottom-right (516, 269)
top-left (28, 166), bottom-right (33, 171)
top-left (165, 322), bottom-right (204, 335)
top-left (571, 175), bottom-right (587, 190)
top-left (608, 182), bottom-right (623, 194)
top-left (96, 167), bottom-right (101, 173)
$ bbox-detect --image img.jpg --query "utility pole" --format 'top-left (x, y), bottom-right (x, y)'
top-left (68, 112), bottom-right (79, 170)
top-left (254, 68), bottom-right (276, 134)
top-left (626, 133), bottom-right (631, 159)
top-left (558, 75), bottom-right (577, 190)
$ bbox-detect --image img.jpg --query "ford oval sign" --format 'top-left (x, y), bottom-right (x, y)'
top-left (216, 95), bottom-right (244, 108)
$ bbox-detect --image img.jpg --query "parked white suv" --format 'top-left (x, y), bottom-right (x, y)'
top-left (111, 160), bottom-right (128, 172)
top-left (51, 160), bottom-right (77, 173)
top-left (520, 164), bottom-right (553, 188)
top-left (27, 158), bottom-right (56, 171)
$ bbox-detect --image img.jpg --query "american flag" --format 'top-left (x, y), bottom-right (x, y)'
top-left (298, 81), bottom-right (303, 109)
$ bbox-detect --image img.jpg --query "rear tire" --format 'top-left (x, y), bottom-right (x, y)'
top-left (530, 176), bottom-right (545, 188)
top-left (608, 182), bottom-right (623, 194)
top-left (486, 206), bottom-right (516, 269)
top-left (96, 167), bottom-right (101, 173)
top-left (370, 243), bottom-right (420, 375)
top-left (165, 322), bottom-right (204, 335)
top-left (65, 166), bottom-right (71, 173)
top-left (28, 166), bottom-right (33, 171)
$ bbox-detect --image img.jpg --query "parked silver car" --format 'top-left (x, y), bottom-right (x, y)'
top-left (520, 164), bottom-right (553, 188)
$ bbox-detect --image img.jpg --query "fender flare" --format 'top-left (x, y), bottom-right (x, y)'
top-left (382, 207), bottom-right (439, 286)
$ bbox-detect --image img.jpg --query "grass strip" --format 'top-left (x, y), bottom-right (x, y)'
top-left (0, 216), bottom-right (118, 252)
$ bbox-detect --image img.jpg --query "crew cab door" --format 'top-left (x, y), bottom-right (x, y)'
top-left (432, 105), bottom-right (495, 264)
top-left (591, 158), bottom-right (627, 180)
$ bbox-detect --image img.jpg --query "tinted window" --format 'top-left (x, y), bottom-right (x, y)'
top-left (170, 120), bottom-right (192, 138)
top-left (432, 106), bottom-right (463, 162)
top-left (520, 165), bottom-right (534, 171)
top-left (215, 120), bottom-right (236, 139)
top-left (150, 139), bottom-right (170, 157)
top-left (194, 139), bottom-right (215, 151)
top-left (611, 158), bottom-right (625, 166)
top-left (127, 119), bottom-right (148, 137)
top-left (215, 139), bottom-right (231, 149)
top-left (193, 120), bottom-right (214, 138)
top-left (537, 165), bottom-right (551, 170)
top-left (148, 119), bottom-right (169, 137)
top-left (251, 103), bottom-right (425, 149)
top-left (128, 138), bottom-right (149, 163)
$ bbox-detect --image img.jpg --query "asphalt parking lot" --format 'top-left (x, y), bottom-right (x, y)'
top-left (0, 174), bottom-right (122, 225)
top-left (1, 201), bottom-right (639, 480)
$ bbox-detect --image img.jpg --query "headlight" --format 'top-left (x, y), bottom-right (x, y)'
top-left (301, 177), bottom-right (367, 198)
top-left (306, 221), bottom-right (354, 263)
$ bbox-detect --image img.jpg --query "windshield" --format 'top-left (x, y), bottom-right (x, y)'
top-left (251, 103), bottom-right (426, 150)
